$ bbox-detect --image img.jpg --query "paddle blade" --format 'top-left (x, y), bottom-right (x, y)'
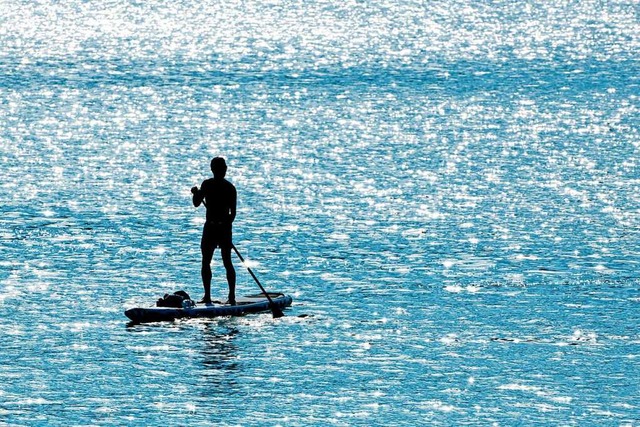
top-left (271, 305), bottom-right (285, 318)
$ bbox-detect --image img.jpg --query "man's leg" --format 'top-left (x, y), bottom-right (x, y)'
top-left (221, 246), bottom-right (236, 304)
top-left (200, 240), bottom-right (215, 304)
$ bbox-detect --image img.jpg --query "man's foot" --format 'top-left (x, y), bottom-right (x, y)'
top-left (198, 297), bottom-right (212, 305)
top-left (226, 299), bottom-right (237, 306)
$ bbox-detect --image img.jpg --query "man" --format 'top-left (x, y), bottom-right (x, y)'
top-left (191, 157), bottom-right (237, 305)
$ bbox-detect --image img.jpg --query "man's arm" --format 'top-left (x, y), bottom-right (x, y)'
top-left (229, 186), bottom-right (237, 223)
top-left (191, 182), bottom-right (205, 207)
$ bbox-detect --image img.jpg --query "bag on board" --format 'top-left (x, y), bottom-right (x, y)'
top-left (156, 290), bottom-right (193, 308)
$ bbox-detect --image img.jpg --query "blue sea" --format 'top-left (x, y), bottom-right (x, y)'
top-left (1, 0), bottom-right (639, 425)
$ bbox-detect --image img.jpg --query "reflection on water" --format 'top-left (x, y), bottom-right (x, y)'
top-left (197, 323), bottom-right (242, 400)
top-left (201, 324), bottom-right (240, 372)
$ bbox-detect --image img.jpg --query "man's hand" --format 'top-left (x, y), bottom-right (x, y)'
top-left (191, 186), bottom-right (199, 195)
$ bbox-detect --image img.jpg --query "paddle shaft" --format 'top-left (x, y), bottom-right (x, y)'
top-left (231, 245), bottom-right (279, 306)
top-left (197, 196), bottom-right (284, 318)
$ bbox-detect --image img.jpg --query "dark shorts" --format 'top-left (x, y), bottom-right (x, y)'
top-left (201, 221), bottom-right (232, 251)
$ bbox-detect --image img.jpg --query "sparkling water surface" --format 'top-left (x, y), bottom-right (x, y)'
top-left (1, 0), bottom-right (639, 425)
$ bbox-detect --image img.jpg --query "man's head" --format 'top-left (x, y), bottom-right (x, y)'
top-left (211, 157), bottom-right (227, 178)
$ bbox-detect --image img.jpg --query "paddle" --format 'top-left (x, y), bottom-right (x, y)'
top-left (232, 244), bottom-right (285, 319)
top-left (195, 196), bottom-right (284, 318)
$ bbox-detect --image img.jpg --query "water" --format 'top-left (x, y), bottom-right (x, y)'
top-left (1, 0), bottom-right (639, 425)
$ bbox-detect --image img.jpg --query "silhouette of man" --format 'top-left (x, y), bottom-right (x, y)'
top-left (191, 157), bottom-right (237, 305)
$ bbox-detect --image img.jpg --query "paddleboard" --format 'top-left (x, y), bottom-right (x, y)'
top-left (125, 293), bottom-right (292, 324)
